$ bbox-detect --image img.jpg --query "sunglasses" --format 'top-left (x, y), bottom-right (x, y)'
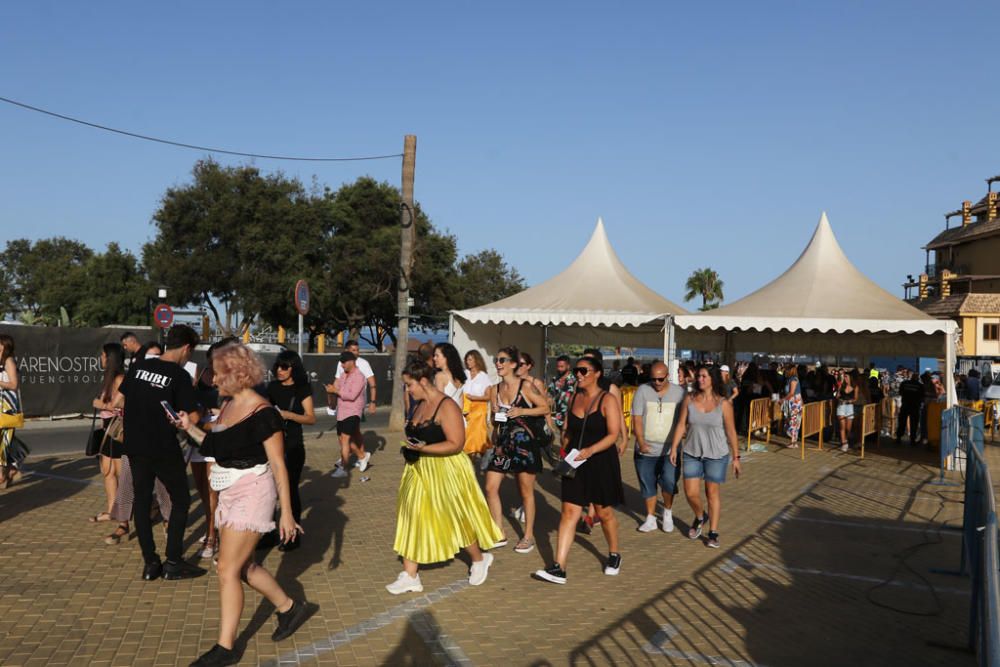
top-left (651, 376), bottom-right (667, 383)
top-left (573, 367), bottom-right (591, 376)
top-left (495, 356), bottom-right (512, 365)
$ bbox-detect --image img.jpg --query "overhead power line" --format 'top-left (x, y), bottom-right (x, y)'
top-left (0, 95), bottom-right (403, 162)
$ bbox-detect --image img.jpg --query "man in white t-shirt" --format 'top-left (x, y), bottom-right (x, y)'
top-left (632, 362), bottom-right (685, 534)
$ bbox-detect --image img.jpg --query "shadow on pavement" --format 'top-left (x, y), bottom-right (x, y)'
top-left (567, 460), bottom-right (974, 667)
top-left (0, 456), bottom-right (97, 523)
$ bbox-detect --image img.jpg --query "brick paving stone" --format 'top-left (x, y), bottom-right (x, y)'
top-left (0, 428), bottom-right (984, 665)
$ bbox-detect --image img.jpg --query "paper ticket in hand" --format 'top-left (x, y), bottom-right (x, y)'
top-left (563, 448), bottom-right (588, 469)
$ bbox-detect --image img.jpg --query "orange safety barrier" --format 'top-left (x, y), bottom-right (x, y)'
top-left (859, 403), bottom-right (878, 459)
top-left (747, 397), bottom-right (772, 451)
top-left (799, 400), bottom-right (826, 460)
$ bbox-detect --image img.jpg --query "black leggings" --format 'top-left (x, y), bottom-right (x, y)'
top-left (285, 445), bottom-right (306, 524)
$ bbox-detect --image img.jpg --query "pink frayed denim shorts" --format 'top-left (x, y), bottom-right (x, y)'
top-left (215, 467), bottom-right (277, 534)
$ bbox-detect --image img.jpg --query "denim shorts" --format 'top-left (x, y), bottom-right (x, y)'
top-left (682, 452), bottom-right (730, 484)
top-left (634, 453), bottom-right (679, 497)
top-left (836, 403), bottom-right (854, 419)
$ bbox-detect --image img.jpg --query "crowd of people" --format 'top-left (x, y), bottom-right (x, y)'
top-left (3, 325), bottom-right (1000, 666)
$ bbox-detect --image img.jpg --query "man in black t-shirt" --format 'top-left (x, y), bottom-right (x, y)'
top-left (895, 369), bottom-right (924, 446)
top-left (118, 325), bottom-right (204, 581)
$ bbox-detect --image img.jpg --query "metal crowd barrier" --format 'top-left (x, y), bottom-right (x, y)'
top-left (859, 403), bottom-right (878, 459)
top-left (799, 400), bottom-right (826, 460)
top-left (940, 407), bottom-right (1000, 665)
top-left (746, 397), bottom-right (773, 451)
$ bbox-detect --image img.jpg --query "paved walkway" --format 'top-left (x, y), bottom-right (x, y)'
top-left (0, 425), bottom-right (981, 666)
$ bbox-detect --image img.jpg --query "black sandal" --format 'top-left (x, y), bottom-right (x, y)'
top-left (105, 523), bottom-right (129, 545)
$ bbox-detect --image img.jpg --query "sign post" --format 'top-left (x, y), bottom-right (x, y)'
top-left (293, 280), bottom-right (310, 356)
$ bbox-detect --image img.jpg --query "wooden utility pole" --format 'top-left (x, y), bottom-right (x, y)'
top-left (389, 135), bottom-right (417, 431)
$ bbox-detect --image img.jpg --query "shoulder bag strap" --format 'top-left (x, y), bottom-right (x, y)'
top-left (575, 391), bottom-right (607, 450)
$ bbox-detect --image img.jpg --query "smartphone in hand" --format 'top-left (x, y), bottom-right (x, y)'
top-left (160, 400), bottom-right (181, 423)
top-left (405, 436), bottom-right (425, 448)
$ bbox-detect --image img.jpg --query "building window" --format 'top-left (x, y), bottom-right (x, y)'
top-left (985, 324), bottom-right (1000, 341)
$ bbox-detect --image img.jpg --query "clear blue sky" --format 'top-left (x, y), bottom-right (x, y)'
top-left (2, 2), bottom-right (998, 308)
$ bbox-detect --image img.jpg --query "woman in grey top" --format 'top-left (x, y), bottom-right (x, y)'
top-left (669, 365), bottom-right (741, 549)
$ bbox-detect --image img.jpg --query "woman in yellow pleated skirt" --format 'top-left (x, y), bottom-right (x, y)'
top-left (387, 362), bottom-right (502, 595)
top-left (462, 351), bottom-right (492, 456)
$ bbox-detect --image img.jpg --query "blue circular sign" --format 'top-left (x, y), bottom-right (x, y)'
top-left (294, 280), bottom-right (310, 316)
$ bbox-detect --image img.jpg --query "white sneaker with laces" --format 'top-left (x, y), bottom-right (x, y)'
top-left (637, 515), bottom-right (657, 533)
top-left (330, 466), bottom-right (349, 479)
top-left (469, 552), bottom-right (494, 586)
top-left (661, 509), bottom-right (674, 533)
top-left (386, 572), bottom-right (423, 595)
top-left (358, 452), bottom-right (372, 472)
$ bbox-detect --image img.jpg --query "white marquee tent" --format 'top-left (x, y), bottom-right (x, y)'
top-left (449, 218), bottom-right (688, 374)
top-left (675, 213), bottom-right (958, 401)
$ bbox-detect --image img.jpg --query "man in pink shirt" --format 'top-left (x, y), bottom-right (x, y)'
top-left (326, 351), bottom-right (370, 477)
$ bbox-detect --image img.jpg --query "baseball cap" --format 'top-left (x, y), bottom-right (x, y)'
top-left (720, 365), bottom-right (730, 373)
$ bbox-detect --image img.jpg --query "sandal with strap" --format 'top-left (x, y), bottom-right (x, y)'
top-left (88, 512), bottom-right (113, 523)
top-left (514, 538), bottom-right (536, 554)
top-left (105, 523), bottom-right (130, 545)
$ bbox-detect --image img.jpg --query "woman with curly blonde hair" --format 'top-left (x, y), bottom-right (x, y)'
top-left (179, 343), bottom-right (314, 666)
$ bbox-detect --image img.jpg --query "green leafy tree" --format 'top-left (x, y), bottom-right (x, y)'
top-left (143, 159), bottom-right (324, 334)
top-left (309, 177), bottom-right (458, 348)
top-left (75, 243), bottom-right (151, 326)
top-left (684, 267), bottom-right (724, 311)
top-left (452, 249), bottom-right (526, 310)
top-left (0, 237), bottom-right (93, 324)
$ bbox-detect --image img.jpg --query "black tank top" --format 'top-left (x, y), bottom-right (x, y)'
top-left (405, 398), bottom-right (447, 444)
top-left (565, 391), bottom-right (609, 449)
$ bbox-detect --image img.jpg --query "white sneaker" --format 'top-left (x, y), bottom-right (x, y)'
top-left (326, 407), bottom-right (337, 417)
top-left (513, 506), bottom-right (525, 523)
top-left (637, 515), bottom-right (657, 533)
top-left (386, 572), bottom-right (423, 595)
top-left (358, 452), bottom-right (372, 472)
top-left (661, 509), bottom-right (674, 533)
top-left (469, 552), bottom-right (494, 586)
top-left (330, 466), bottom-right (349, 479)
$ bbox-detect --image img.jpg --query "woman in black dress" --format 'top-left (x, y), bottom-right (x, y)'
top-left (265, 350), bottom-right (316, 551)
top-left (535, 356), bottom-right (623, 585)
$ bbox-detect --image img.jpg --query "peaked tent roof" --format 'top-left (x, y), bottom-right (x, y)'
top-left (452, 218), bottom-right (687, 328)
top-left (676, 213), bottom-right (950, 336)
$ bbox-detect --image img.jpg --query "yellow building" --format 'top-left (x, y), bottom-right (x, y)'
top-left (906, 174), bottom-right (1000, 358)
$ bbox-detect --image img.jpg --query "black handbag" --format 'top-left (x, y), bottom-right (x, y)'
top-left (552, 391), bottom-right (606, 479)
top-left (85, 411), bottom-right (102, 457)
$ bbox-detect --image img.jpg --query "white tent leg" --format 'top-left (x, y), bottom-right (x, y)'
top-left (664, 315), bottom-right (678, 382)
top-left (448, 313), bottom-right (455, 344)
top-left (945, 328), bottom-right (956, 408)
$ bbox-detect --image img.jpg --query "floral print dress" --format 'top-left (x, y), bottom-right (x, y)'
top-left (784, 377), bottom-right (803, 444)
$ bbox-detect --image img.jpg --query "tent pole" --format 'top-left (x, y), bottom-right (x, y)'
top-left (665, 315), bottom-right (678, 382)
top-left (945, 326), bottom-right (956, 408)
top-left (448, 313), bottom-right (455, 344)
top-left (543, 325), bottom-right (549, 382)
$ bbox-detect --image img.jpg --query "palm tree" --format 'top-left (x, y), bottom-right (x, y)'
top-left (684, 268), bottom-right (724, 311)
